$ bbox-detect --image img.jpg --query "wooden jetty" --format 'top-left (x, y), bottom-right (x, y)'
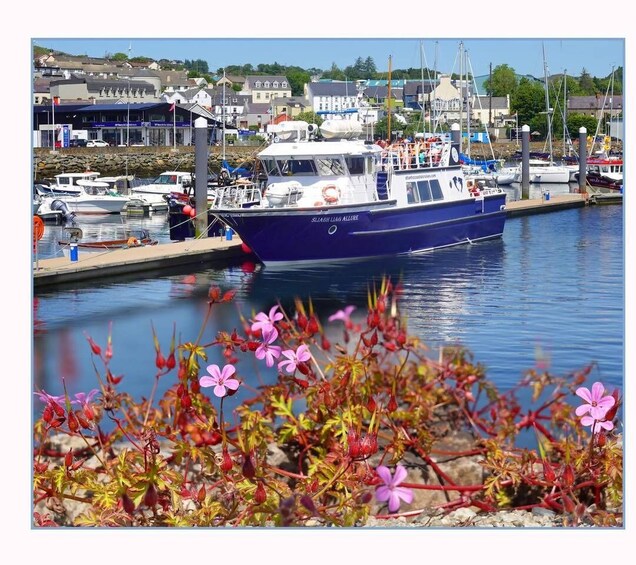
top-left (34, 235), bottom-right (248, 289)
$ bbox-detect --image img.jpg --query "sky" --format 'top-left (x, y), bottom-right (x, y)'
top-left (4, 1), bottom-right (634, 563)
top-left (35, 37), bottom-right (623, 79)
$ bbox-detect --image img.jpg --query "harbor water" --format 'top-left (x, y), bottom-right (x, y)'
top-left (32, 182), bottom-right (625, 433)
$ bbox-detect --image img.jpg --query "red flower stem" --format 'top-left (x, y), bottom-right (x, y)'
top-left (401, 482), bottom-right (484, 492)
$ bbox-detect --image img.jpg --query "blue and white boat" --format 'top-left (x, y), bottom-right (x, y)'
top-left (209, 120), bottom-right (507, 266)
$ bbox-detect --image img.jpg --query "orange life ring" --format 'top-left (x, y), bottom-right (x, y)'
top-left (33, 215), bottom-right (45, 241)
top-left (322, 184), bottom-right (340, 204)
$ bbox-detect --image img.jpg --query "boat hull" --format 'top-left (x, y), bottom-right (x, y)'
top-left (212, 194), bottom-right (506, 265)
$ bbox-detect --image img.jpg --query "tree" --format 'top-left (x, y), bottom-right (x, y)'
top-left (566, 113), bottom-right (598, 137)
top-left (578, 68), bottom-right (596, 95)
top-left (511, 77), bottom-right (546, 126)
top-left (286, 68), bottom-right (311, 97)
top-left (322, 63), bottom-right (346, 81)
top-left (483, 64), bottom-right (517, 97)
top-left (294, 111), bottom-right (323, 126)
top-left (184, 59), bottom-right (209, 74)
top-left (110, 52), bottom-right (129, 62)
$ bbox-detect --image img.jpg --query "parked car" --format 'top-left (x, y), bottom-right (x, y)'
top-left (86, 140), bottom-right (110, 148)
top-left (69, 139), bottom-right (88, 147)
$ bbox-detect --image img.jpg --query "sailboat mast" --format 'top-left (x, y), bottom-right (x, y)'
top-left (542, 44), bottom-right (553, 162)
top-left (387, 56), bottom-right (392, 142)
top-left (563, 69), bottom-right (567, 156)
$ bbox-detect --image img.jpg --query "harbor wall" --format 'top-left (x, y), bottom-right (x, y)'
top-left (33, 146), bottom-right (259, 181)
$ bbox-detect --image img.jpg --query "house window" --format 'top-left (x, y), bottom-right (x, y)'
top-left (255, 81), bottom-right (261, 88)
top-left (264, 81), bottom-right (270, 88)
top-left (282, 82), bottom-right (287, 88)
top-left (273, 81), bottom-right (279, 88)
top-left (256, 92), bottom-right (261, 100)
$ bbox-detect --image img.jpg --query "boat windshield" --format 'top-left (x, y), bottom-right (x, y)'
top-left (275, 158), bottom-right (317, 176)
top-left (315, 157), bottom-right (346, 176)
top-left (154, 174), bottom-right (179, 185)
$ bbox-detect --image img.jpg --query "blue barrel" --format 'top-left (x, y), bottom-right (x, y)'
top-left (225, 227), bottom-right (233, 241)
top-left (70, 243), bottom-right (78, 262)
top-left (545, 191), bottom-right (550, 201)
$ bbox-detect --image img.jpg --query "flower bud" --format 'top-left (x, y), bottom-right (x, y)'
top-left (242, 452), bottom-right (256, 480)
top-left (143, 483), bottom-right (158, 507)
top-left (299, 495), bottom-right (317, 515)
top-left (64, 449), bottom-right (73, 468)
top-left (220, 449), bottom-right (233, 472)
top-left (155, 350), bottom-right (166, 370)
top-left (67, 411), bottom-right (79, 433)
top-left (542, 460), bottom-right (556, 483)
top-left (122, 492), bottom-right (135, 515)
top-left (387, 395), bottom-right (398, 413)
top-left (197, 485), bottom-right (206, 504)
top-left (51, 401), bottom-right (65, 418)
top-left (561, 464), bottom-right (575, 488)
top-left (254, 481), bottom-right (267, 505)
top-left (321, 335), bottom-right (331, 351)
top-left (165, 352), bottom-right (176, 370)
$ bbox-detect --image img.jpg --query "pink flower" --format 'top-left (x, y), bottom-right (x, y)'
top-left (278, 344), bottom-right (311, 374)
top-left (199, 364), bottom-right (240, 398)
top-left (255, 327), bottom-right (282, 368)
top-left (575, 382), bottom-right (615, 421)
top-left (375, 464), bottom-right (413, 513)
top-left (71, 389), bottom-right (99, 408)
top-left (251, 305), bottom-right (284, 335)
top-left (328, 305), bottom-right (356, 328)
top-left (34, 390), bottom-right (65, 405)
top-left (580, 415), bottom-right (614, 433)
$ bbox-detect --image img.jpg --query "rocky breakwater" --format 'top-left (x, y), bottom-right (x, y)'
top-left (33, 146), bottom-right (259, 181)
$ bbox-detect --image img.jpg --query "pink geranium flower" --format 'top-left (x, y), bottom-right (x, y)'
top-left (328, 305), bottom-right (356, 328)
top-left (278, 344), bottom-right (311, 374)
top-left (199, 364), bottom-right (240, 398)
top-left (375, 464), bottom-right (413, 513)
top-left (251, 305), bottom-right (284, 335)
top-left (34, 390), bottom-right (65, 405)
top-left (255, 327), bottom-right (282, 368)
top-left (580, 414), bottom-right (614, 433)
top-left (575, 382), bottom-right (615, 421)
top-left (71, 389), bottom-right (99, 408)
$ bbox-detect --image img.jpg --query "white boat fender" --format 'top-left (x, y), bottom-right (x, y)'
top-left (322, 184), bottom-right (341, 204)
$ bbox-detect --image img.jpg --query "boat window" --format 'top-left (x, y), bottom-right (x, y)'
top-left (416, 180), bottom-right (432, 202)
top-left (261, 158), bottom-right (279, 176)
top-left (430, 179), bottom-right (444, 200)
top-left (276, 158), bottom-right (317, 176)
top-left (345, 156), bottom-right (365, 175)
top-left (316, 157), bottom-right (346, 176)
top-left (406, 182), bottom-right (418, 204)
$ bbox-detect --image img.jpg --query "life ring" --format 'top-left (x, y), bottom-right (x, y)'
top-left (322, 184), bottom-right (340, 204)
top-left (33, 215), bottom-right (45, 241)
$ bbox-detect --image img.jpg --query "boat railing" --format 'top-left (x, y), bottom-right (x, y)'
top-left (380, 141), bottom-right (448, 171)
top-left (210, 183), bottom-right (263, 209)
